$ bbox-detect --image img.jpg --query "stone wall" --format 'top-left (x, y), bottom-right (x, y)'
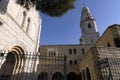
top-left (96, 24), bottom-right (120, 47)
top-left (39, 44), bottom-right (92, 75)
top-left (78, 46), bottom-right (120, 80)
top-left (78, 47), bottom-right (99, 80)
top-left (0, 0), bottom-right (41, 79)
top-left (0, 0), bottom-right (41, 52)
top-left (96, 47), bottom-right (120, 80)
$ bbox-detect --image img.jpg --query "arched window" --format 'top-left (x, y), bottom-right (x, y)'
top-left (74, 60), bottom-right (77, 64)
top-left (88, 23), bottom-right (92, 28)
top-left (91, 39), bottom-right (93, 43)
top-left (49, 52), bottom-right (51, 56)
top-left (38, 72), bottom-right (48, 80)
top-left (26, 17), bottom-right (30, 32)
top-left (82, 48), bottom-right (85, 54)
top-left (48, 52), bottom-right (56, 56)
top-left (69, 49), bottom-right (72, 54)
top-left (22, 11), bottom-right (27, 28)
top-left (69, 60), bottom-right (72, 64)
top-left (73, 49), bottom-right (76, 54)
top-left (53, 52), bottom-right (56, 56)
top-left (52, 72), bottom-right (64, 80)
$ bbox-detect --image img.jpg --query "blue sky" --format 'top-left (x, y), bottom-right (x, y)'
top-left (40, 0), bottom-right (120, 45)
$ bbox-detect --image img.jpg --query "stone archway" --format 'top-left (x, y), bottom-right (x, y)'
top-left (9, 46), bottom-right (25, 78)
top-left (0, 45), bottom-right (25, 80)
top-left (0, 51), bottom-right (17, 80)
top-left (86, 67), bottom-right (91, 80)
top-left (67, 72), bottom-right (78, 80)
top-left (52, 72), bottom-right (64, 80)
top-left (38, 72), bottom-right (48, 80)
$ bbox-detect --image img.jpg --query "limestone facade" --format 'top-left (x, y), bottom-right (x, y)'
top-left (0, 0), bottom-right (120, 80)
top-left (0, 0), bottom-right (41, 52)
top-left (38, 44), bottom-right (92, 73)
top-left (96, 24), bottom-right (120, 48)
top-left (0, 0), bottom-right (41, 79)
top-left (78, 25), bottom-right (120, 80)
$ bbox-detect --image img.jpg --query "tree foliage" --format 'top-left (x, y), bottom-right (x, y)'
top-left (16, 0), bottom-right (76, 17)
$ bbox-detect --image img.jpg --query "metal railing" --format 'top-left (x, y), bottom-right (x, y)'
top-left (0, 51), bottom-right (67, 80)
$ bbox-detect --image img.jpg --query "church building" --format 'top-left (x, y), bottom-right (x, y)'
top-left (0, 0), bottom-right (41, 79)
top-left (0, 0), bottom-right (120, 80)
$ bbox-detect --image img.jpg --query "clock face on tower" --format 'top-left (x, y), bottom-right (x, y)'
top-left (0, 0), bottom-right (9, 14)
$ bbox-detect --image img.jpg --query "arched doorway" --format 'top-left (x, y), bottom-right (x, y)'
top-left (38, 72), bottom-right (48, 80)
top-left (67, 72), bottom-right (78, 80)
top-left (52, 72), bottom-right (64, 80)
top-left (86, 67), bottom-right (91, 80)
top-left (78, 72), bottom-right (82, 80)
top-left (0, 45), bottom-right (25, 80)
top-left (0, 51), bottom-right (17, 80)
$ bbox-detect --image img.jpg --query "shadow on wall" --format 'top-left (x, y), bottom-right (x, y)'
top-left (0, 72), bottom-right (36, 80)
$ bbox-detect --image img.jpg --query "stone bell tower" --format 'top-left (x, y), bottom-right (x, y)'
top-left (80, 6), bottom-right (100, 44)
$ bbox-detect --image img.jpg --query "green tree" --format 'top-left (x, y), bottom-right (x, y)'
top-left (16, 0), bottom-right (76, 17)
